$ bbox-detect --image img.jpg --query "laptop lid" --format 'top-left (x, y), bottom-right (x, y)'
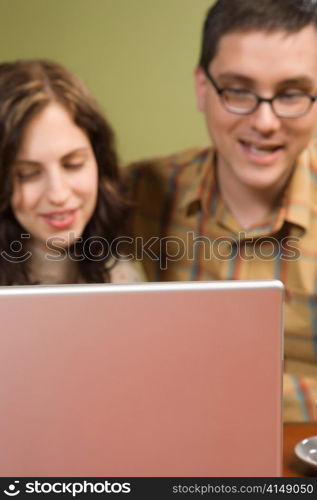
top-left (0, 280), bottom-right (283, 477)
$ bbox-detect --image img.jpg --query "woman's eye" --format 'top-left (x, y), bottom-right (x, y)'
top-left (64, 162), bottom-right (84, 170)
top-left (17, 170), bottom-right (40, 181)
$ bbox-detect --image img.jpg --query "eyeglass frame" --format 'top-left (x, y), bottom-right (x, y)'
top-left (205, 69), bottom-right (317, 118)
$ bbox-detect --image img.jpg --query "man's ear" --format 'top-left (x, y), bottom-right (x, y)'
top-left (194, 66), bottom-right (208, 112)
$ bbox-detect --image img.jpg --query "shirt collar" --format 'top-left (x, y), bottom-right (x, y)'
top-left (178, 140), bottom-right (315, 235)
top-left (178, 148), bottom-right (216, 215)
top-left (279, 142), bottom-right (315, 233)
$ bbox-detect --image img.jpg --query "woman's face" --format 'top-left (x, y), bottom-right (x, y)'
top-left (11, 102), bottom-right (99, 252)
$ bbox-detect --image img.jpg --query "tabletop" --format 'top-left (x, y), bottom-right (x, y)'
top-left (284, 423), bottom-right (317, 477)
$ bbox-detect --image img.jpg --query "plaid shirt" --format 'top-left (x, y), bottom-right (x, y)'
top-left (126, 141), bottom-right (317, 422)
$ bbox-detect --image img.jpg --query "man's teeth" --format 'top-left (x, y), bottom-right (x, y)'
top-left (248, 143), bottom-right (280, 155)
top-left (250, 145), bottom-right (274, 155)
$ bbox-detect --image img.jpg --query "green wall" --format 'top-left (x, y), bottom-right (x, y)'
top-left (0, 0), bottom-right (213, 163)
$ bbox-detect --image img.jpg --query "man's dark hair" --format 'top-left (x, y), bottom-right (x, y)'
top-left (199, 0), bottom-right (317, 73)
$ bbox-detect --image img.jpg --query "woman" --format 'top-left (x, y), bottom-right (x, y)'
top-left (0, 59), bottom-right (142, 285)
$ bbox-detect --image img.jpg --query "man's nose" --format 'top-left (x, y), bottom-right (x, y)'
top-left (250, 101), bottom-right (282, 135)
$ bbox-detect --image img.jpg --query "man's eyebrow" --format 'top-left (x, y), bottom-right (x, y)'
top-left (276, 76), bottom-right (314, 88)
top-left (216, 72), bottom-right (315, 89)
top-left (216, 73), bottom-right (255, 85)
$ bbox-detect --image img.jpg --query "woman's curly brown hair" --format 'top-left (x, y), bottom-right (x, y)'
top-left (0, 59), bottom-right (128, 284)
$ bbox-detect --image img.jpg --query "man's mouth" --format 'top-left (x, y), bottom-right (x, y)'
top-left (239, 140), bottom-right (284, 157)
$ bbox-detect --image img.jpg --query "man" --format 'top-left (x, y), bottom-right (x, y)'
top-left (126, 0), bottom-right (317, 421)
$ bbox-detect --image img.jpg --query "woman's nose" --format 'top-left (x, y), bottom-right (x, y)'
top-left (46, 169), bottom-right (71, 205)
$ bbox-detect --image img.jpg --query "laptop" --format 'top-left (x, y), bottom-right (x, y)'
top-left (0, 280), bottom-right (283, 477)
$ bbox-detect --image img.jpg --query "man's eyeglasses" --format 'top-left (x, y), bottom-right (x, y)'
top-left (205, 70), bottom-right (317, 118)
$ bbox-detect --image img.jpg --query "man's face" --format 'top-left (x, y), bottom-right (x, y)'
top-left (195, 26), bottom-right (317, 194)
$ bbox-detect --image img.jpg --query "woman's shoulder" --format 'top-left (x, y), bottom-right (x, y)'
top-left (109, 258), bottom-right (147, 283)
